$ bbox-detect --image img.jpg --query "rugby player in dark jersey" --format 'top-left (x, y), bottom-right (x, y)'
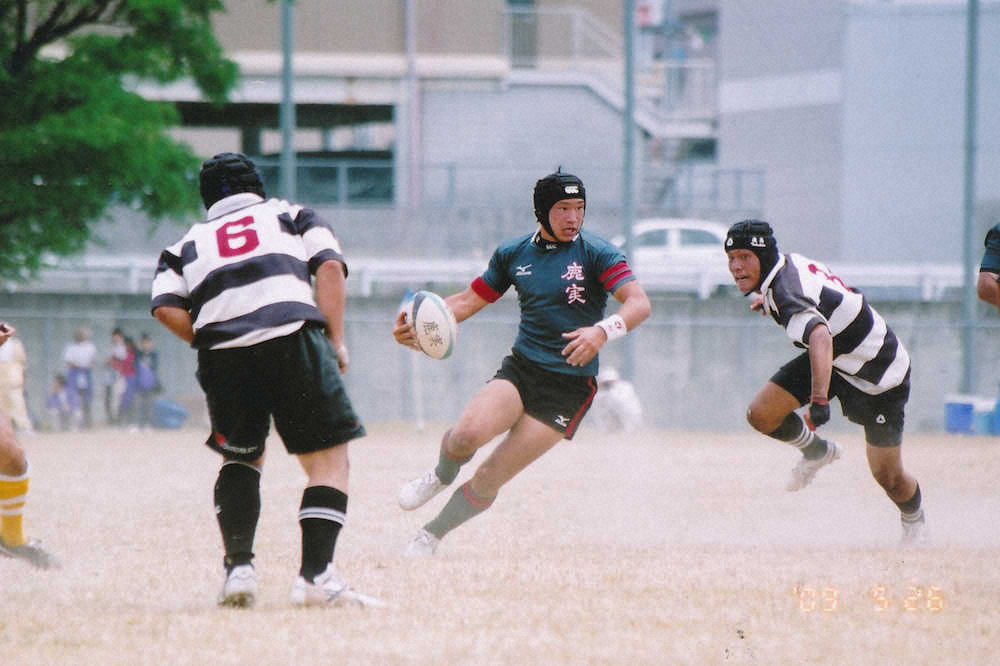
top-left (977, 222), bottom-right (1000, 310)
top-left (392, 170), bottom-right (651, 557)
top-left (724, 220), bottom-right (926, 544)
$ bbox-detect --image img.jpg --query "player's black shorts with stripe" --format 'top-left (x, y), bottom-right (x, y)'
top-left (493, 351), bottom-right (597, 439)
top-left (197, 324), bottom-right (366, 461)
top-left (770, 352), bottom-right (910, 447)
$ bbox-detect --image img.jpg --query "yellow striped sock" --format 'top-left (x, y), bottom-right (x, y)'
top-left (0, 467), bottom-right (30, 547)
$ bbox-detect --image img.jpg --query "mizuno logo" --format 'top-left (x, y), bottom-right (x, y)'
top-left (516, 264), bottom-right (532, 276)
top-left (554, 415), bottom-right (569, 427)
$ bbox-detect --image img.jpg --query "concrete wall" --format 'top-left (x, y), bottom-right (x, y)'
top-left (5, 289), bottom-right (998, 436)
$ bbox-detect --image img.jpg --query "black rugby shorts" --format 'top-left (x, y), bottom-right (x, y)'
top-left (770, 352), bottom-right (909, 447)
top-left (493, 352), bottom-right (597, 439)
top-left (197, 324), bottom-right (365, 461)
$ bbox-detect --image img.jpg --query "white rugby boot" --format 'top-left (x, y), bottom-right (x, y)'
top-left (218, 563), bottom-right (257, 608)
top-left (0, 537), bottom-right (60, 570)
top-left (398, 469), bottom-right (448, 510)
top-left (900, 509), bottom-right (928, 546)
top-left (290, 563), bottom-right (385, 609)
top-left (785, 440), bottom-right (841, 492)
top-left (403, 528), bottom-right (440, 558)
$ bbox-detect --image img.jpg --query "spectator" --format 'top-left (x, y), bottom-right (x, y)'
top-left (591, 367), bottom-right (644, 433)
top-left (63, 326), bottom-right (97, 429)
top-left (105, 328), bottom-right (128, 425)
top-left (44, 375), bottom-right (77, 432)
top-left (117, 336), bottom-right (139, 430)
top-left (0, 325), bottom-right (33, 434)
top-left (135, 333), bottom-right (161, 431)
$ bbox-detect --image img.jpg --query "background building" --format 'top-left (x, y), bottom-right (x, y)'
top-left (3, 0), bottom-right (999, 433)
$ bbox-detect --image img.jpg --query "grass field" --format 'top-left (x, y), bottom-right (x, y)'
top-left (1, 424), bottom-right (998, 665)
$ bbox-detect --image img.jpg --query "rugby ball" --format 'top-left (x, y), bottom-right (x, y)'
top-left (405, 290), bottom-right (458, 360)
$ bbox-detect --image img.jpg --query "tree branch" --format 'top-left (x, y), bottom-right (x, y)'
top-left (6, 0), bottom-right (120, 76)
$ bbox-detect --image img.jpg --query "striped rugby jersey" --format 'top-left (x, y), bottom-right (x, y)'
top-left (150, 193), bottom-right (347, 350)
top-left (471, 229), bottom-right (635, 376)
top-left (759, 253), bottom-right (910, 395)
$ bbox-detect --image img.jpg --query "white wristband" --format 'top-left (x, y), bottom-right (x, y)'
top-left (595, 314), bottom-right (627, 341)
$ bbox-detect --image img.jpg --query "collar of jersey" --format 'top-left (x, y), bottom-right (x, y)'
top-left (532, 230), bottom-right (578, 252)
top-left (756, 253), bottom-right (787, 314)
top-left (205, 193), bottom-right (265, 221)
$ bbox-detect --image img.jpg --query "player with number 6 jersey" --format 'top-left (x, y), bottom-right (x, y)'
top-left (724, 220), bottom-right (926, 545)
top-left (151, 152), bottom-right (380, 609)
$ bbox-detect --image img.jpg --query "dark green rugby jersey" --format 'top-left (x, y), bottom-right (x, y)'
top-left (471, 230), bottom-right (636, 376)
top-left (982, 224), bottom-right (1000, 273)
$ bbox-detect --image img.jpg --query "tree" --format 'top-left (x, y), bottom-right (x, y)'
top-left (0, 0), bottom-right (240, 279)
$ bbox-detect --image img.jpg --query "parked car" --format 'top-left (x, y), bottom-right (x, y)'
top-left (610, 218), bottom-right (733, 297)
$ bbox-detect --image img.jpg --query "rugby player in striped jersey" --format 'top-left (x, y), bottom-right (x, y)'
top-left (152, 153), bottom-right (379, 608)
top-left (392, 169), bottom-right (651, 557)
top-left (724, 220), bottom-right (927, 544)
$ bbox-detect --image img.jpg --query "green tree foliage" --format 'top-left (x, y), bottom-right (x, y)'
top-left (0, 0), bottom-right (240, 279)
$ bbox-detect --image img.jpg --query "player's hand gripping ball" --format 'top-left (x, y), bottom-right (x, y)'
top-left (403, 290), bottom-right (458, 360)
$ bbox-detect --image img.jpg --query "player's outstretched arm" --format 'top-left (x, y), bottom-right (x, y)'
top-left (153, 306), bottom-right (195, 344)
top-left (977, 271), bottom-right (1000, 312)
top-left (444, 287), bottom-right (489, 324)
top-left (393, 286), bottom-right (487, 350)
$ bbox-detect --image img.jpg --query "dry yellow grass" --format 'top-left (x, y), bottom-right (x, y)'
top-left (1, 424), bottom-right (998, 665)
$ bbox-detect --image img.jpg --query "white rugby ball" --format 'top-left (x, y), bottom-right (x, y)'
top-left (406, 290), bottom-right (458, 360)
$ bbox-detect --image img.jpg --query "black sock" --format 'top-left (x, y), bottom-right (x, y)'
top-left (299, 485), bottom-right (348, 582)
top-left (768, 412), bottom-right (828, 460)
top-left (895, 483), bottom-right (922, 515)
top-left (214, 461), bottom-right (261, 572)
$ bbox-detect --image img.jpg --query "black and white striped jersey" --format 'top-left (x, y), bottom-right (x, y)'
top-left (759, 253), bottom-right (910, 395)
top-left (151, 193), bottom-right (347, 350)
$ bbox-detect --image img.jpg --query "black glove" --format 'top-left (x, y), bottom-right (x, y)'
top-left (808, 400), bottom-right (830, 429)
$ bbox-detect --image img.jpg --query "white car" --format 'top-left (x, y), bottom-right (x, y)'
top-left (610, 218), bottom-right (733, 297)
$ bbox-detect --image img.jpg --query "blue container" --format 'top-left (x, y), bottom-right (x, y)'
top-left (944, 396), bottom-right (974, 434)
top-left (152, 399), bottom-right (189, 429)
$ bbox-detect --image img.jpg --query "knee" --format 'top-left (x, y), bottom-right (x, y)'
top-left (446, 426), bottom-right (481, 458)
top-left (0, 439), bottom-right (27, 476)
top-left (746, 406), bottom-right (779, 435)
top-left (870, 465), bottom-right (903, 493)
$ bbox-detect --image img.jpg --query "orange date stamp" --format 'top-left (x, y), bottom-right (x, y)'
top-left (790, 584), bottom-right (946, 614)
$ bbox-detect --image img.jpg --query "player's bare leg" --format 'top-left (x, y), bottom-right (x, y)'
top-left (746, 382), bottom-right (839, 491)
top-left (291, 443), bottom-right (383, 607)
top-left (406, 413), bottom-right (564, 557)
top-left (867, 444), bottom-right (925, 543)
top-left (399, 379), bottom-right (522, 511)
top-left (0, 413), bottom-right (58, 570)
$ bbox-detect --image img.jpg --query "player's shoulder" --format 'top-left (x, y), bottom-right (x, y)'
top-left (493, 231), bottom-right (536, 256)
top-left (576, 229), bottom-right (619, 253)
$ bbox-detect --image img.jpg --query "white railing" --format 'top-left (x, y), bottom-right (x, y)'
top-left (2, 256), bottom-right (968, 302)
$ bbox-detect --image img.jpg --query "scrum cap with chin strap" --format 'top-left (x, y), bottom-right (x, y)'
top-left (198, 152), bottom-right (266, 209)
top-left (532, 169), bottom-right (586, 237)
top-left (724, 219), bottom-right (780, 291)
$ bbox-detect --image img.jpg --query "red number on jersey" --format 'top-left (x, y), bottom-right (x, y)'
top-left (216, 216), bottom-right (260, 257)
top-left (808, 263), bottom-right (850, 290)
